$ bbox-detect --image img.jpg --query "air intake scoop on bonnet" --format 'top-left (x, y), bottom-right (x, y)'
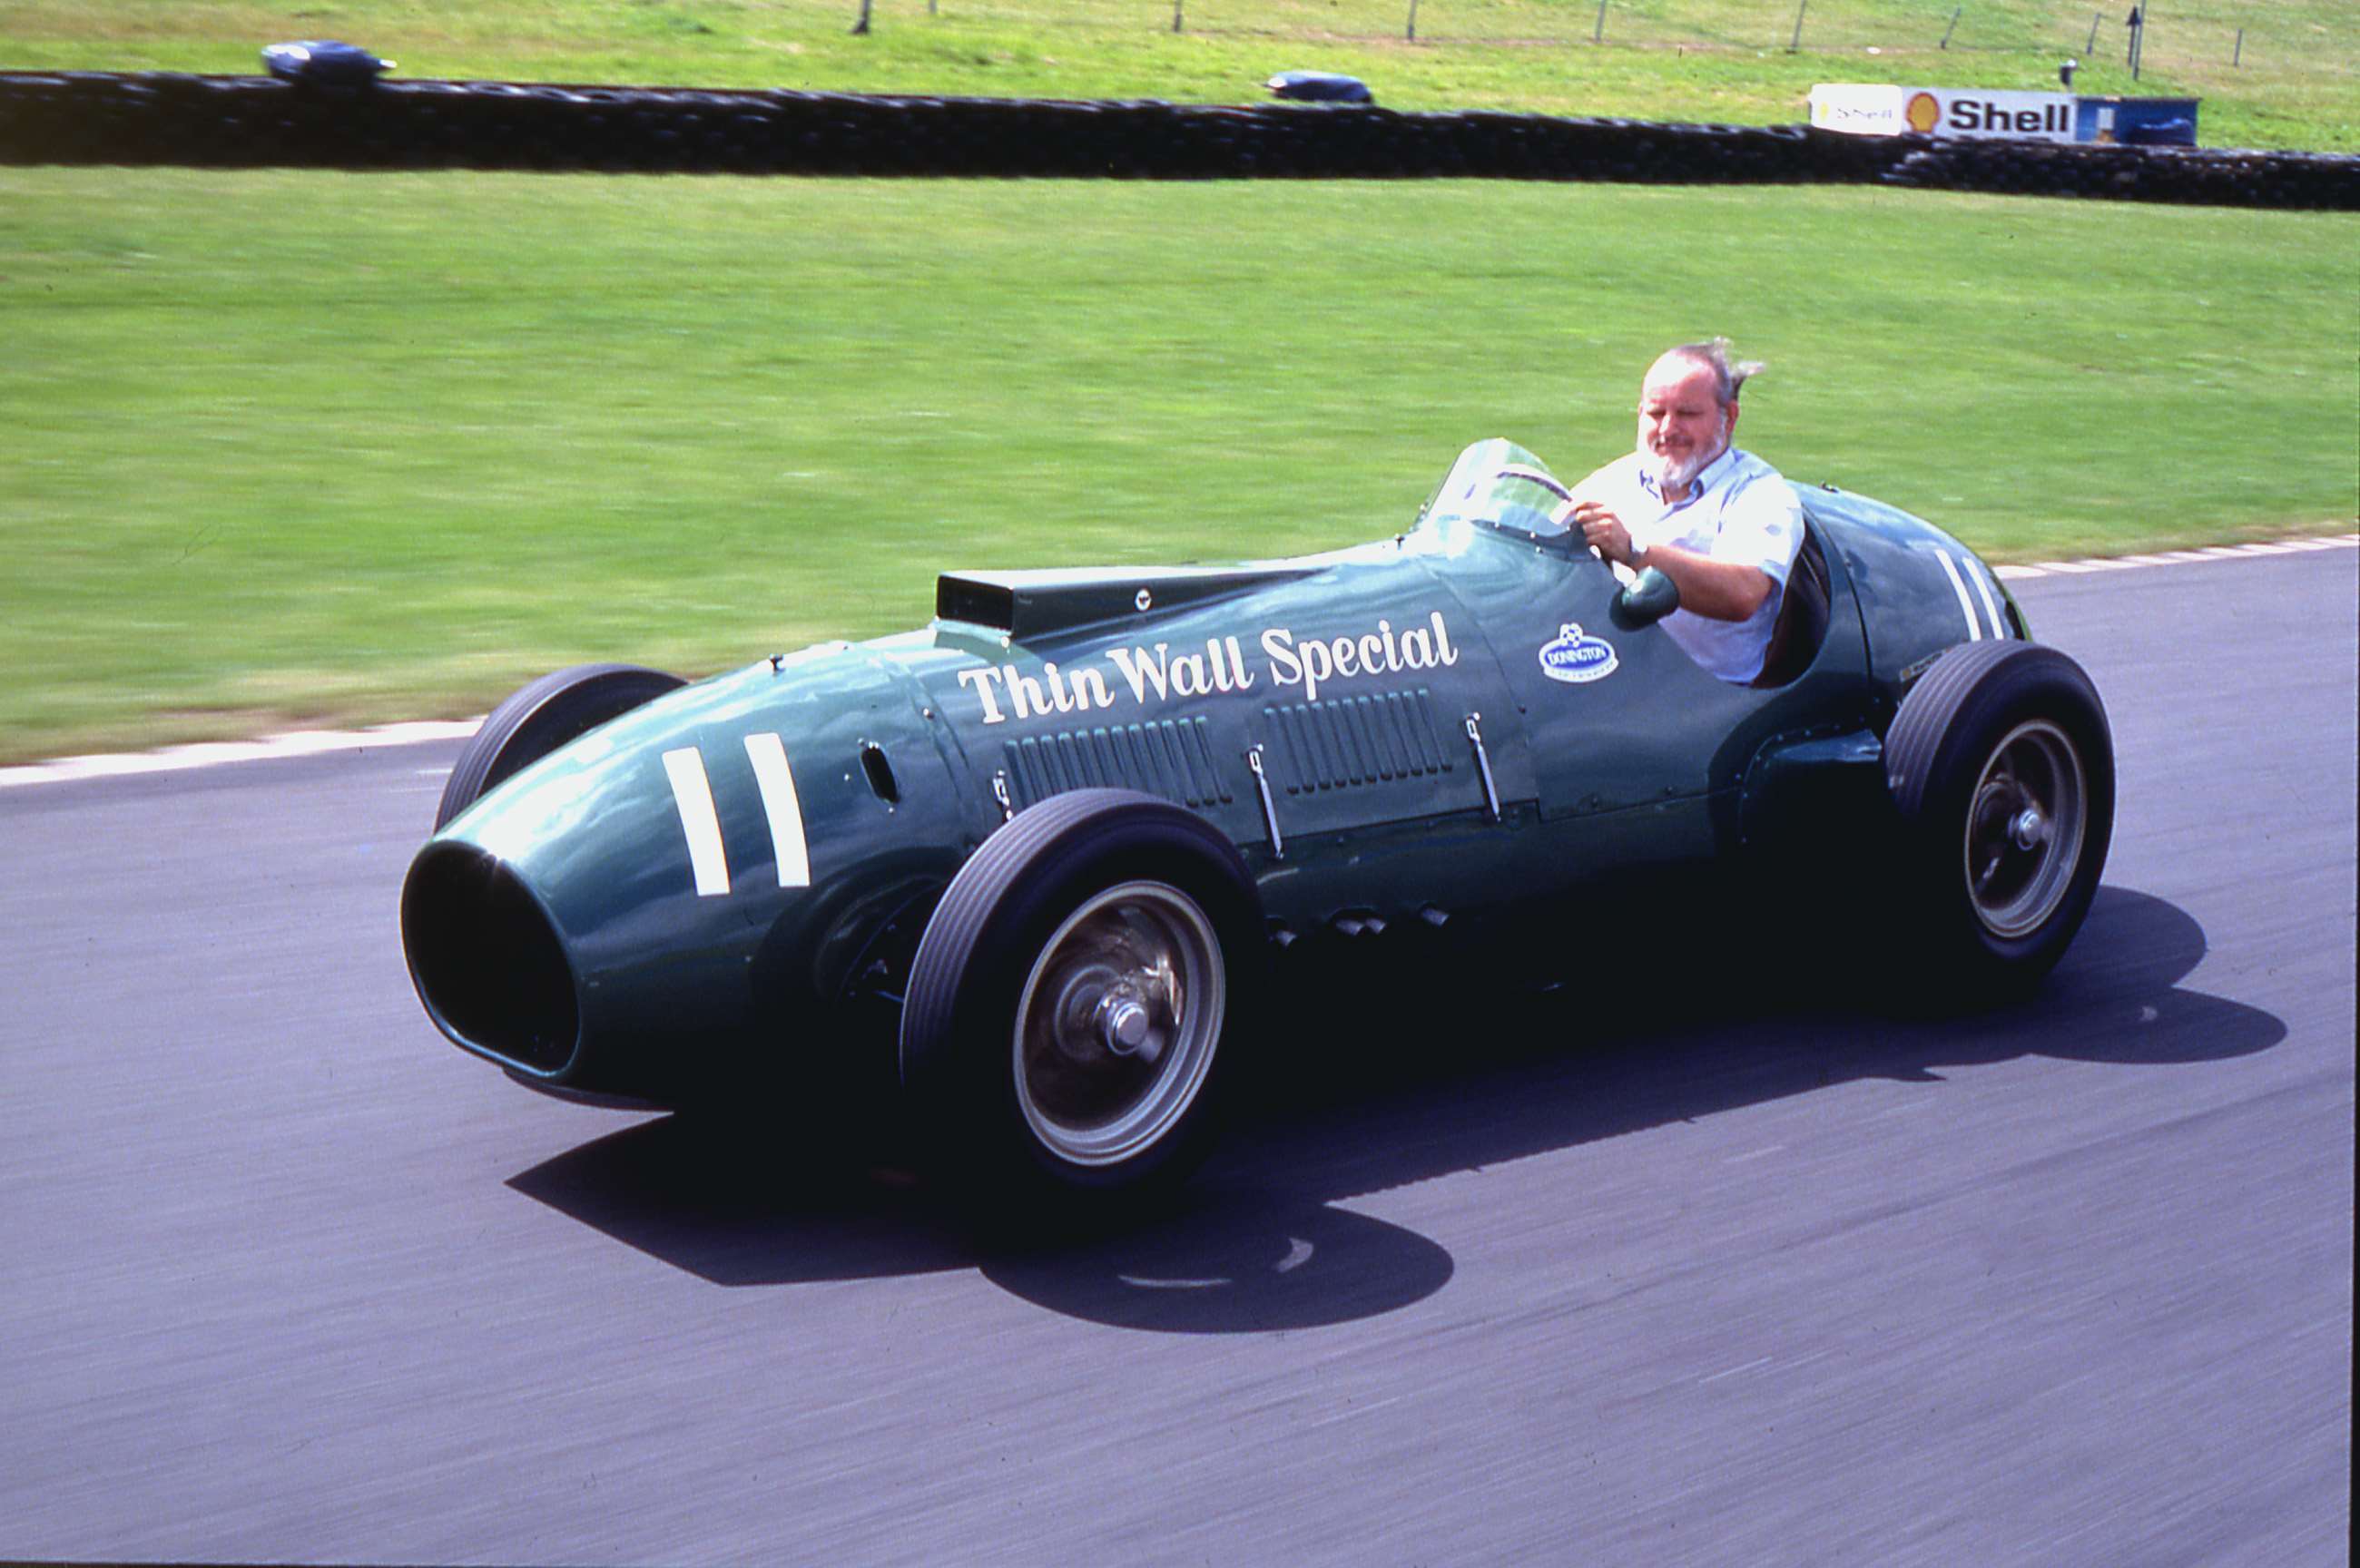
top-left (936, 563), bottom-right (1319, 640)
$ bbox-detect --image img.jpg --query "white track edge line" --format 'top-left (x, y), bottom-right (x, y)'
top-left (0, 719), bottom-right (487, 790)
top-left (1994, 532), bottom-right (2357, 580)
top-left (5, 531), bottom-right (2355, 790)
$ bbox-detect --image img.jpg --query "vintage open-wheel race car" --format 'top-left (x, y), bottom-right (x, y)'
top-left (401, 438), bottom-right (2114, 1210)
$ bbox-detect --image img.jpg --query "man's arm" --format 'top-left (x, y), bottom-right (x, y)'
top-left (1615, 535), bottom-right (1772, 622)
top-left (1558, 503), bottom-right (1773, 622)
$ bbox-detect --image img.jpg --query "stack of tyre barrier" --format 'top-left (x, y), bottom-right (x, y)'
top-left (1879, 135), bottom-right (2356, 208)
top-left (3, 71), bottom-right (2354, 210)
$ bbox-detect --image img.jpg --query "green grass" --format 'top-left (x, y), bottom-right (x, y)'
top-left (1, 1), bottom-right (2354, 150)
top-left (1, 168), bottom-right (2353, 762)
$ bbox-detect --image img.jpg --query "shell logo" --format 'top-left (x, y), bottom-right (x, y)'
top-left (1904, 91), bottom-right (1942, 133)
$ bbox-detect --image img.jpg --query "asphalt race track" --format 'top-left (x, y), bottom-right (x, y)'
top-left (3, 548), bottom-right (2352, 1566)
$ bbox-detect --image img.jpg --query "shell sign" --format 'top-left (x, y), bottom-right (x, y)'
top-left (1812, 83), bottom-right (2079, 143)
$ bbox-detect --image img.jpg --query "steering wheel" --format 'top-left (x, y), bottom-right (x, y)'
top-left (1490, 464), bottom-right (1574, 504)
top-left (1488, 466), bottom-right (1680, 626)
top-left (1488, 465), bottom-right (1601, 560)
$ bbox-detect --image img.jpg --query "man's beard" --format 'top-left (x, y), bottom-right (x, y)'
top-left (1643, 426), bottom-right (1727, 497)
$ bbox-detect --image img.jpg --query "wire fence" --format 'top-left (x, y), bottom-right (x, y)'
top-left (814, 1), bottom-right (2344, 72)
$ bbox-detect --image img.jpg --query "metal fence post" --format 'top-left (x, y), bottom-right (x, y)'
top-left (1595, 0), bottom-right (1607, 44)
top-left (1789, 0), bottom-right (1807, 52)
top-left (1173, 0), bottom-right (1184, 34)
top-left (1407, 0), bottom-right (1418, 43)
top-left (2086, 10), bottom-right (2101, 52)
top-left (1941, 6), bottom-right (1960, 48)
top-left (2234, 26), bottom-right (2243, 66)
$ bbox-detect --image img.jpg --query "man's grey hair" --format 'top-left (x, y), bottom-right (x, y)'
top-left (1662, 338), bottom-right (1765, 406)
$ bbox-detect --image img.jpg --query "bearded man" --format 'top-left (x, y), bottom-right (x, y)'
top-left (1555, 339), bottom-right (1804, 684)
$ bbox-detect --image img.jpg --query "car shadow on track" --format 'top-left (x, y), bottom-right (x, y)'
top-left (507, 885), bottom-right (2284, 1331)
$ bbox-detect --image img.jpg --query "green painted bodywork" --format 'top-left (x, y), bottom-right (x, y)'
top-left (1804, 482), bottom-right (2029, 676)
top-left (408, 440), bottom-right (2024, 1102)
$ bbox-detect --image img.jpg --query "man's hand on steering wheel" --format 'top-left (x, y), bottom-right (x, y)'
top-left (1552, 499), bottom-right (1643, 570)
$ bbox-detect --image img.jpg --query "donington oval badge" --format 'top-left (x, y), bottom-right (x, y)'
top-left (1538, 622), bottom-right (1618, 684)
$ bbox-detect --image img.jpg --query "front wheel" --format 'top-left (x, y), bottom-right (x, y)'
top-left (1011, 877), bottom-right (1228, 1171)
top-left (1884, 641), bottom-right (2115, 995)
top-left (900, 789), bottom-right (1263, 1220)
top-left (434, 662), bottom-right (684, 830)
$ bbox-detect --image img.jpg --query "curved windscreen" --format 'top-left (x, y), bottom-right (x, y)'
top-left (1416, 438), bottom-right (1578, 543)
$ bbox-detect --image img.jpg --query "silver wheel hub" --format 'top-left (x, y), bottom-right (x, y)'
top-left (1013, 880), bottom-right (1224, 1168)
top-left (1096, 994), bottom-right (1158, 1060)
top-left (1963, 720), bottom-right (2087, 940)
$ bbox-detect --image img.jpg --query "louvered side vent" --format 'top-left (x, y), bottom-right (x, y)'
top-left (1263, 688), bottom-right (1454, 796)
top-left (1001, 718), bottom-right (1234, 811)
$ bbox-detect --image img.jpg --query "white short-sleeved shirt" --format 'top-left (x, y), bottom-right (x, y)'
top-left (1572, 446), bottom-right (1804, 683)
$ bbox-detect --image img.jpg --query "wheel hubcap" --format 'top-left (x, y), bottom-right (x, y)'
top-left (1013, 881), bottom-right (1224, 1168)
top-left (1096, 994), bottom-right (1158, 1060)
top-left (1963, 720), bottom-right (2087, 940)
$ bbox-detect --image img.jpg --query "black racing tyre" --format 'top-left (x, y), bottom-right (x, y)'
top-left (1883, 641), bottom-right (2115, 995)
top-left (900, 789), bottom-right (1263, 1219)
top-left (433, 662), bottom-right (685, 829)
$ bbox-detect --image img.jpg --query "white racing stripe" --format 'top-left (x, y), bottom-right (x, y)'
top-left (661, 747), bottom-right (733, 897)
top-left (743, 732), bottom-right (812, 888)
top-left (1935, 549), bottom-right (1983, 640)
top-left (1967, 557), bottom-right (2008, 638)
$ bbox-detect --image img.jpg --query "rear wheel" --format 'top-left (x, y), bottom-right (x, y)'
top-left (1958, 718), bottom-right (2088, 941)
top-left (434, 663), bottom-right (684, 829)
top-left (1884, 642), bottom-right (2114, 995)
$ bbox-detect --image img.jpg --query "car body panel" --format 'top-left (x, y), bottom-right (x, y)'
top-left (1806, 484), bottom-right (2028, 677)
top-left (402, 441), bottom-right (2023, 1104)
